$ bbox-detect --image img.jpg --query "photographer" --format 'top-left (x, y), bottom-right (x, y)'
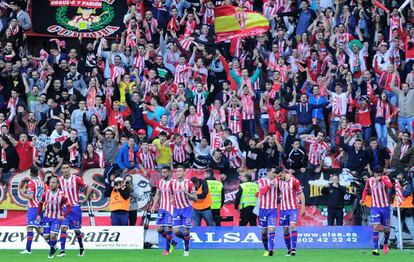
top-left (104, 177), bottom-right (130, 226)
top-left (390, 173), bottom-right (414, 248)
top-left (321, 174), bottom-right (347, 225)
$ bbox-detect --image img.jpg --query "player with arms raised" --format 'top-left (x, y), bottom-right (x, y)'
top-left (361, 167), bottom-right (393, 256)
top-left (278, 168), bottom-right (306, 256)
top-left (170, 165), bottom-right (197, 256)
top-left (38, 176), bottom-right (72, 258)
top-left (152, 166), bottom-right (177, 255)
top-left (19, 166), bottom-right (45, 254)
top-left (258, 167), bottom-right (279, 256)
top-left (58, 162), bottom-right (93, 257)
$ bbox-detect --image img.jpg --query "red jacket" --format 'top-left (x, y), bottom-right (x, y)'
top-left (143, 112), bottom-right (173, 139)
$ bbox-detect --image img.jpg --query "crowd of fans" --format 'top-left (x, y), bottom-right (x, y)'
top-left (0, 0), bottom-right (413, 223)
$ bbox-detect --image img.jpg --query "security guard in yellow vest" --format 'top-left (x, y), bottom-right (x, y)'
top-left (204, 169), bottom-right (225, 226)
top-left (235, 174), bottom-right (259, 226)
top-left (391, 173), bottom-right (414, 247)
top-left (105, 177), bottom-right (131, 226)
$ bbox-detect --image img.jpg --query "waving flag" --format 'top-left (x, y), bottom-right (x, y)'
top-left (395, 180), bottom-right (404, 206)
top-left (214, 6), bottom-right (269, 42)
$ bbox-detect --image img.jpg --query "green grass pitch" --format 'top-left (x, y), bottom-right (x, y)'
top-left (1, 249), bottom-right (413, 262)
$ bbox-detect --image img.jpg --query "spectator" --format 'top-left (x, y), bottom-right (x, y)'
top-left (124, 175), bottom-right (139, 226)
top-left (387, 124), bottom-right (414, 171)
top-left (365, 137), bottom-right (390, 174)
top-left (81, 144), bottom-right (100, 169)
top-left (340, 136), bottom-right (367, 176)
top-left (0, 135), bottom-right (19, 182)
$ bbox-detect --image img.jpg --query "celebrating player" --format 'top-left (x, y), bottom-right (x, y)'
top-left (278, 168), bottom-right (306, 256)
top-left (258, 167), bottom-right (278, 256)
top-left (38, 176), bottom-right (72, 258)
top-left (19, 166), bottom-right (45, 254)
top-left (170, 165), bottom-right (197, 256)
top-left (57, 162), bottom-right (93, 257)
top-left (361, 167), bottom-right (393, 256)
top-left (152, 166), bottom-right (177, 255)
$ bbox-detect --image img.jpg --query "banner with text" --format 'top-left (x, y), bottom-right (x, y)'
top-left (32, 0), bottom-right (127, 37)
top-left (159, 226), bottom-right (372, 249)
top-left (0, 226), bottom-right (144, 249)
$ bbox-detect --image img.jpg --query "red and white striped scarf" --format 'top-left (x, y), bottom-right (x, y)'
top-left (126, 22), bottom-right (141, 47)
top-left (143, 18), bottom-right (158, 42)
top-left (110, 65), bottom-right (125, 82)
top-left (203, 7), bottom-right (214, 26)
top-left (375, 100), bottom-right (391, 119)
top-left (400, 143), bottom-right (409, 160)
top-left (133, 54), bottom-right (145, 75)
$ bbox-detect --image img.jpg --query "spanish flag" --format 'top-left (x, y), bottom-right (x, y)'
top-left (214, 6), bottom-right (269, 42)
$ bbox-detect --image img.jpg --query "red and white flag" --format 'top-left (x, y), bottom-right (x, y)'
top-left (395, 180), bottom-right (404, 207)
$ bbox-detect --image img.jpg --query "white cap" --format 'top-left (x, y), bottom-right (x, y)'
top-left (114, 177), bottom-right (124, 182)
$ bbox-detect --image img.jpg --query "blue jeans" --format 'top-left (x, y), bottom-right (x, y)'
top-left (362, 126), bottom-right (372, 145)
top-left (385, 91), bottom-right (398, 107)
top-left (298, 124), bottom-right (311, 135)
top-left (330, 120), bottom-right (340, 150)
top-left (375, 123), bottom-right (387, 147)
top-left (177, 0), bottom-right (191, 17)
top-left (259, 118), bottom-right (269, 136)
top-left (242, 119), bottom-right (256, 138)
top-left (111, 211), bottom-right (129, 226)
top-left (78, 131), bottom-right (88, 153)
top-left (398, 116), bottom-right (414, 133)
top-left (193, 209), bottom-right (215, 226)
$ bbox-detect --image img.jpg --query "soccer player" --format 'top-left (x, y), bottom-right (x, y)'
top-left (57, 162), bottom-right (93, 257)
top-left (19, 166), bottom-right (45, 254)
top-left (170, 165), bottom-right (197, 256)
top-left (38, 176), bottom-right (72, 258)
top-left (278, 169), bottom-right (306, 256)
top-left (152, 166), bottom-right (177, 255)
top-left (258, 167), bottom-right (278, 256)
top-left (361, 167), bottom-right (393, 256)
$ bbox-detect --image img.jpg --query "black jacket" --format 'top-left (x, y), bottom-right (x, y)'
top-left (321, 184), bottom-right (347, 209)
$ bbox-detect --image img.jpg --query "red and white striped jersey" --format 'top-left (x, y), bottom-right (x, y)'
top-left (186, 113), bottom-right (203, 139)
top-left (171, 142), bottom-right (188, 164)
top-left (59, 174), bottom-right (87, 206)
top-left (304, 136), bottom-right (328, 166)
top-left (174, 63), bottom-right (191, 86)
top-left (240, 94), bottom-right (255, 120)
top-left (279, 177), bottom-right (302, 210)
top-left (158, 178), bottom-right (173, 214)
top-left (227, 107), bottom-right (242, 134)
top-left (27, 178), bottom-right (44, 208)
top-left (258, 177), bottom-right (278, 209)
top-left (364, 176), bottom-right (392, 208)
top-left (137, 150), bottom-right (157, 170)
top-left (170, 178), bottom-right (195, 209)
top-left (41, 189), bottom-right (70, 219)
top-left (210, 129), bottom-right (223, 150)
top-left (222, 147), bottom-right (243, 169)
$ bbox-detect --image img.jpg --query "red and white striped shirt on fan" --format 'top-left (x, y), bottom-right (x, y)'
top-left (59, 174), bottom-right (87, 206)
top-left (27, 178), bottom-right (44, 208)
top-left (364, 176), bottom-right (393, 208)
top-left (158, 178), bottom-right (174, 214)
top-left (222, 146), bottom-right (243, 169)
top-left (304, 136), bottom-right (328, 166)
top-left (170, 178), bottom-right (195, 209)
top-left (279, 177), bottom-right (302, 210)
top-left (227, 107), bottom-right (242, 134)
top-left (258, 177), bottom-right (278, 209)
top-left (171, 142), bottom-right (188, 164)
top-left (41, 190), bottom-right (70, 219)
top-left (136, 150), bottom-right (157, 170)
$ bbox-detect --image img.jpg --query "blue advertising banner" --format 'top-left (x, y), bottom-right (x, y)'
top-left (160, 226), bottom-right (372, 249)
